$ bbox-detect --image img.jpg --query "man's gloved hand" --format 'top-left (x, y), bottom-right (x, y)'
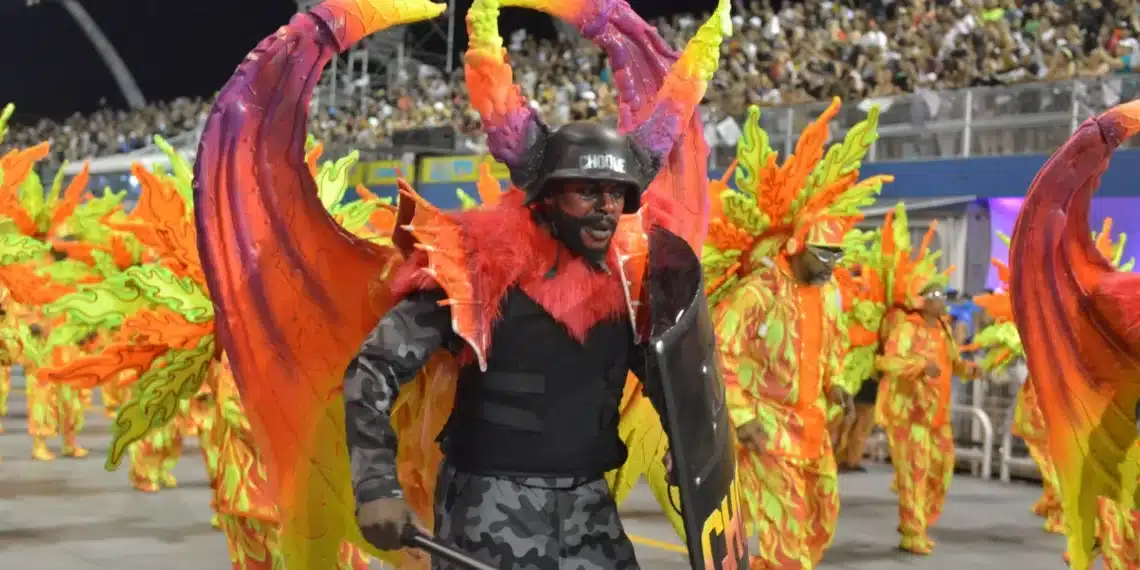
top-left (357, 497), bottom-right (419, 551)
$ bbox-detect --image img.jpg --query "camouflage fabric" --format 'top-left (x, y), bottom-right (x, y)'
top-left (433, 463), bottom-right (640, 570)
top-left (344, 290), bottom-right (455, 504)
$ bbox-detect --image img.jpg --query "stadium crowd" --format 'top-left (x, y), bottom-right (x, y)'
top-left (7, 0), bottom-right (1140, 168)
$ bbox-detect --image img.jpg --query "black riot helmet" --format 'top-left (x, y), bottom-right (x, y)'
top-left (518, 122), bottom-right (661, 214)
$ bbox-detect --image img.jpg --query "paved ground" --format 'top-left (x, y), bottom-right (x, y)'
top-left (0, 379), bottom-right (1073, 570)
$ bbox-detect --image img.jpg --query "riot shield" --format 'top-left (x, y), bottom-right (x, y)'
top-left (645, 227), bottom-right (748, 570)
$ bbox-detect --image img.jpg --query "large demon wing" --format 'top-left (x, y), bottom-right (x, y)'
top-left (1009, 100), bottom-right (1140, 570)
top-left (192, 1), bottom-right (444, 568)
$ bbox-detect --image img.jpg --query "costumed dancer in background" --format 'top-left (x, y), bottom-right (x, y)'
top-left (0, 116), bottom-right (123, 460)
top-left (41, 137), bottom-right (387, 569)
top-left (192, 0), bottom-right (735, 568)
top-left (871, 203), bottom-right (979, 554)
top-left (0, 288), bottom-right (16, 436)
top-left (99, 373), bottom-right (129, 418)
top-left (19, 320), bottom-right (61, 460)
top-left (702, 100), bottom-right (890, 569)
top-left (0, 103), bottom-right (12, 434)
top-left (1009, 100), bottom-right (1140, 570)
top-left (832, 239), bottom-right (889, 473)
top-left (14, 316), bottom-right (96, 460)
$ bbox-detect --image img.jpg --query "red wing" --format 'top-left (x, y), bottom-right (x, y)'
top-left (1009, 101), bottom-right (1140, 569)
top-left (192, 10), bottom-right (404, 566)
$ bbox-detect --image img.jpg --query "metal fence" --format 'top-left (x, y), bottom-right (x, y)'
top-left (145, 75), bottom-right (1140, 172)
top-left (705, 75), bottom-right (1140, 169)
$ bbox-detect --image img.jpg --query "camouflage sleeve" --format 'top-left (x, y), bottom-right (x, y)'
top-left (343, 289), bottom-right (456, 505)
top-left (875, 318), bottom-right (924, 380)
top-left (713, 282), bottom-right (774, 428)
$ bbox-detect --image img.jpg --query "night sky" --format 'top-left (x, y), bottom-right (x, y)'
top-left (0, 0), bottom-right (705, 124)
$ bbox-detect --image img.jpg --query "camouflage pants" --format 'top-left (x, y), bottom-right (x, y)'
top-left (433, 465), bottom-right (640, 570)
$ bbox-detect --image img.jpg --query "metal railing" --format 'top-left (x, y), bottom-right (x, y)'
top-left (400, 75), bottom-right (1140, 170)
top-left (45, 75), bottom-right (1140, 181)
top-left (954, 405), bottom-right (995, 480)
top-left (1000, 403), bottom-right (1037, 483)
top-left (705, 75), bottom-right (1140, 169)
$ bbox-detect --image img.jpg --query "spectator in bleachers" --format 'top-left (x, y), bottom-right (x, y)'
top-left (6, 0), bottom-right (1140, 169)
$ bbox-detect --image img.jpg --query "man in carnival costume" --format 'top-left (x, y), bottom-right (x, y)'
top-left (0, 103), bottom-right (18, 437)
top-left (832, 257), bottom-right (888, 474)
top-left (702, 100), bottom-right (891, 569)
top-left (1009, 100), bottom-right (1140, 570)
top-left (0, 288), bottom-right (16, 437)
top-left (191, 0), bottom-right (748, 568)
top-left (868, 204), bottom-right (979, 555)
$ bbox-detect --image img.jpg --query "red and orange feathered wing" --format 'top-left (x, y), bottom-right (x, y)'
top-left (193, 1), bottom-right (444, 568)
top-left (1009, 100), bottom-right (1140, 570)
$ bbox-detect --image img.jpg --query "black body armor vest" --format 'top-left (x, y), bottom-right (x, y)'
top-left (442, 287), bottom-right (633, 478)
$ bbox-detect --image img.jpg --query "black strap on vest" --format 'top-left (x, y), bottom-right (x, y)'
top-left (475, 401), bottom-right (544, 432)
top-left (482, 371), bottom-right (547, 395)
top-left (464, 363), bottom-right (626, 434)
top-left (473, 371), bottom-right (546, 432)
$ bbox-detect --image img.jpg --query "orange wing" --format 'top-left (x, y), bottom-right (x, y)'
top-left (192, 2), bottom-right (444, 568)
top-left (1009, 100), bottom-right (1140, 570)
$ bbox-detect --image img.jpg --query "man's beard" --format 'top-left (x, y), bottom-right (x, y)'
top-left (805, 268), bottom-right (834, 285)
top-left (544, 206), bottom-right (617, 267)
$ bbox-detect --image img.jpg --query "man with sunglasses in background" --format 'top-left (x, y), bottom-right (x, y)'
top-left (718, 221), bottom-right (855, 570)
top-left (876, 283), bottom-right (980, 554)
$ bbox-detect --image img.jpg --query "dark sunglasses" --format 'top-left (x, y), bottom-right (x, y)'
top-left (923, 289), bottom-right (946, 300)
top-left (808, 247), bottom-right (845, 265)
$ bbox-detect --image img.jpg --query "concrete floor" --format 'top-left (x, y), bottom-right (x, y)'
top-left (0, 385), bottom-right (1073, 570)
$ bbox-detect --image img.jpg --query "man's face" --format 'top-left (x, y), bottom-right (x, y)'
top-left (792, 245), bottom-right (844, 285)
top-left (545, 180), bottom-right (627, 257)
top-left (921, 288), bottom-right (948, 317)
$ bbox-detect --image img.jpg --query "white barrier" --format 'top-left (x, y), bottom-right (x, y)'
top-left (952, 405), bottom-right (994, 480)
top-left (999, 404), bottom-right (1039, 483)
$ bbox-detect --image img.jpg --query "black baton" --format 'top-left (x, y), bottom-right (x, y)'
top-left (402, 529), bottom-right (498, 570)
